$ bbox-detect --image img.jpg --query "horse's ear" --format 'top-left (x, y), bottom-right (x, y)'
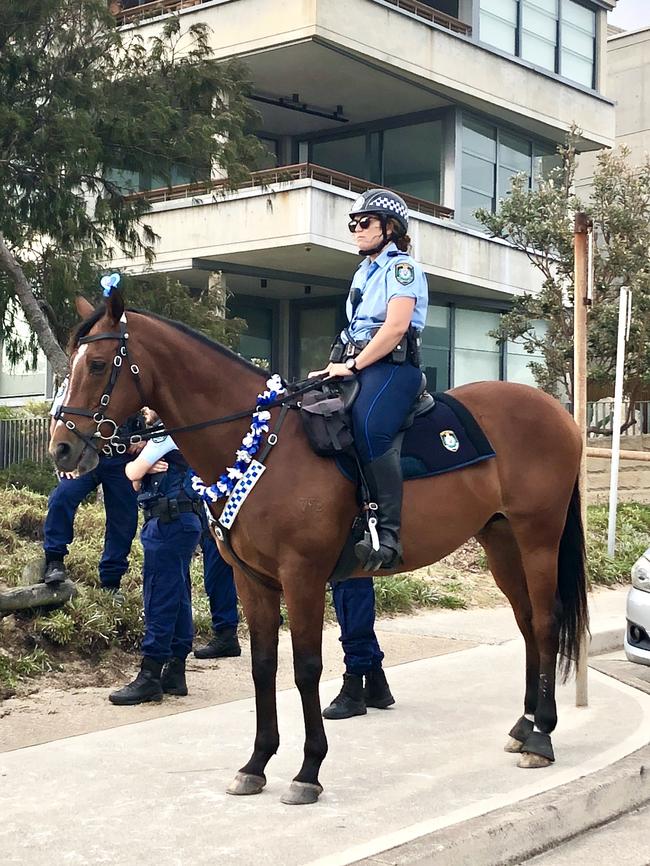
top-left (75, 295), bottom-right (95, 320)
top-left (105, 290), bottom-right (125, 325)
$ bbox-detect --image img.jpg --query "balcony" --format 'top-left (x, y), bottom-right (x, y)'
top-left (111, 162), bottom-right (541, 304)
top-left (111, 0), bottom-right (210, 26)
top-left (112, 0), bottom-right (615, 151)
top-left (125, 163), bottom-right (455, 221)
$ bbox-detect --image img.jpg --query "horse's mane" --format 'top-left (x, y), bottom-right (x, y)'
top-left (71, 305), bottom-right (267, 379)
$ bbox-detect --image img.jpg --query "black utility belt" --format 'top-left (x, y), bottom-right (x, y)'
top-left (141, 497), bottom-right (202, 524)
top-left (329, 330), bottom-right (414, 366)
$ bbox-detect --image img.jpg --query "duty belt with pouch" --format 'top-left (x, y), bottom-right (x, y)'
top-left (329, 325), bottom-right (420, 366)
top-left (141, 497), bottom-right (203, 524)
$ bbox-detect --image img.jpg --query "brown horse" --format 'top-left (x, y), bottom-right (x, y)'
top-left (50, 292), bottom-right (588, 805)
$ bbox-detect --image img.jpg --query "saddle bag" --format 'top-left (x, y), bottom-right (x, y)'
top-left (300, 386), bottom-right (354, 457)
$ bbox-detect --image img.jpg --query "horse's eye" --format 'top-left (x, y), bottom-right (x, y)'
top-left (89, 359), bottom-right (107, 375)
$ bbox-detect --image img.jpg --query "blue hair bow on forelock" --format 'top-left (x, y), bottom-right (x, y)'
top-left (100, 273), bottom-right (121, 297)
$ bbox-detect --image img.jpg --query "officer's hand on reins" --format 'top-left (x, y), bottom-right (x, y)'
top-left (308, 363), bottom-right (355, 379)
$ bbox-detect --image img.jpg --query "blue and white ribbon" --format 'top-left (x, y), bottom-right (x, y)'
top-left (190, 374), bottom-right (286, 503)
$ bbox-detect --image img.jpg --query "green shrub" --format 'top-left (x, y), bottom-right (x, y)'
top-left (587, 503), bottom-right (650, 586)
top-left (0, 459), bottom-right (59, 496)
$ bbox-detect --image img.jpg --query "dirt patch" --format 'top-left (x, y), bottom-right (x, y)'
top-left (0, 624), bottom-right (474, 752)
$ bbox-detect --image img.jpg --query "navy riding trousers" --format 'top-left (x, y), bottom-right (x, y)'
top-left (43, 454), bottom-right (138, 589)
top-left (350, 361), bottom-right (422, 464)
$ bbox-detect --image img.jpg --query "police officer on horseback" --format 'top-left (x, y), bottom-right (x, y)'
top-left (311, 187), bottom-right (428, 572)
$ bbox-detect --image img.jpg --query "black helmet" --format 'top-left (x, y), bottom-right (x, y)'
top-left (349, 188), bottom-right (409, 236)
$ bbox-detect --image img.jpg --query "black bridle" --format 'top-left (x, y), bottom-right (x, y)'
top-left (55, 319), bottom-right (147, 456)
top-left (55, 315), bottom-right (328, 457)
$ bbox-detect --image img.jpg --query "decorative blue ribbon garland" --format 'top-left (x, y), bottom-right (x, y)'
top-left (190, 374), bottom-right (287, 503)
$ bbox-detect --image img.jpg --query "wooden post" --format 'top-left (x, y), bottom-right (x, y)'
top-left (574, 212), bottom-right (591, 707)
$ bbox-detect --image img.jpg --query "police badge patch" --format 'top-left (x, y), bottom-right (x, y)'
top-left (395, 262), bottom-right (414, 285)
top-left (440, 430), bottom-right (460, 453)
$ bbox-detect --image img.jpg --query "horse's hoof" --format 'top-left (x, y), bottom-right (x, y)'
top-left (517, 751), bottom-right (552, 769)
top-left (280, 781), bottom-right (323, 805)
top-left (226, 772), bottom-right (266, 795)
top-left (504, 736), bottom-right (524, 753)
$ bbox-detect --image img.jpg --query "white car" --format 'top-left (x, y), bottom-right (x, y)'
top-left (625, 548), bottom-right (650, 666)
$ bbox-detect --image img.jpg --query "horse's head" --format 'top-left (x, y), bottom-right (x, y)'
top-left (49, 291), bottom-right (149, 474)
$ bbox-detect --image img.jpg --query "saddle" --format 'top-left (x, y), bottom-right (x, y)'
top-left (300, 373), bottom-right (433, 459)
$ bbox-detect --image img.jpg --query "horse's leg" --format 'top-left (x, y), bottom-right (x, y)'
top-left (226, 570), bottom-right (281, 796)
top-left (475, 518), bottom-right (539, 755)
top-left (509, 518), bottom-right (564, 769)
top-left (279, 579), bottom-right (328, 806)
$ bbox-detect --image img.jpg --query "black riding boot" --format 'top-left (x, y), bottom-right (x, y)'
top-left (355, 448), bottom-right (403, 572)
top-left (109, 657), bottom-right (163, 705)
top-left (364, 668), bottom-right (395, 709)
top-left (193, 627), bottom-right (241, 659)
top-left (161, 656), bottom-right (188, 696)
top-left (322, 673), bottom-right (366, 720)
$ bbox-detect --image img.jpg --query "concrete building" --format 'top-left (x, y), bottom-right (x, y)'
top-left (0, 0), bottom-right (617, 402)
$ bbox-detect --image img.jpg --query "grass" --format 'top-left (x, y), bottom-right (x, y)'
top-left (1, 475), bottom-right (647, 696)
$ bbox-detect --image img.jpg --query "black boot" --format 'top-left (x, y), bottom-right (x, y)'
top-left (322, 673), bottom-right (366, 720)
top-left (364, 668), bottom-right (395, 709)
top-left (161, 657), bottom-right (188, 696)
top-left (43, 558), bottom-right (66, 586)
top-left (109, 657), bottom-right (164, 706)
top-left (194, 627), bottom-right (241, 659)
top-left (355, 448), bottom-right (404, 572)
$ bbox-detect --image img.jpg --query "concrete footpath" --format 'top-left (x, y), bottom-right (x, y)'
top-left (2, 587), bottom-right (649, 866)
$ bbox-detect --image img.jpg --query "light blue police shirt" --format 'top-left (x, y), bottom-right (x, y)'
top-left (341, 242), bottom-right (429, 343)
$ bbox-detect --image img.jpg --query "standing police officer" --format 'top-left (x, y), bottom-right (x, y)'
top-left (109, 410), bottom-right (202, 705)
top-left (310, 187), bottom-right (428, 719)
top-left (42, 377), bottom-right (141, 591)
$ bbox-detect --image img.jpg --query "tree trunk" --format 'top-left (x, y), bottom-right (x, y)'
top-left (0, 234), bottom-right (68, 378)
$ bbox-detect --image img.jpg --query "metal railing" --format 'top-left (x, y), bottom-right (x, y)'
top-left (112, 0), bottom-right (209, 26)
top-left (587, 401), bottom-right (650, 437)
top-left (0, 417), bottom-right (50, 470)
top-left (113, 0), bottom-right (472, 35)
top-left (380, 0), bottom-right (472, 35)
top-left (126, 162), bottom-right (455, 220)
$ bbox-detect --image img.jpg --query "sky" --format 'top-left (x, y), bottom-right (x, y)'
top-left (608, 0), bottom-right (650, 30)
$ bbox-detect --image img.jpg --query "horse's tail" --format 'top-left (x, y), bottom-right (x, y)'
top-left (557, 479), bottom-right (590, 682)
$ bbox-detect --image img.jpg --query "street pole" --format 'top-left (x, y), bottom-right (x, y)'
top-left (574, 212), bottom-right (591, 708)
top-left (607, 287), bottom-right (631, 557)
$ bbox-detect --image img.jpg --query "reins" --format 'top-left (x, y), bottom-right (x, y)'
top-left (56, 314), bottom-right (331, 456)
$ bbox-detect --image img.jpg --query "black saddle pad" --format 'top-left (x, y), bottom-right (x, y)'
top-left (336, 392), bottom-right (495, 482)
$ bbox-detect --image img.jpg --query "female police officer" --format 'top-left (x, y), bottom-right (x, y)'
top-left (311, 187), bottom-right (428, 572)
top-left (109, 409), bottom-right (202, 705)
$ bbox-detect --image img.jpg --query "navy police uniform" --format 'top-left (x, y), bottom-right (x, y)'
top-left (43, 381), bottom-right (141, 588)
top-left (136, 437), bottom-right (202, 663)
top-left (323, 189), bottom-right (428, 720)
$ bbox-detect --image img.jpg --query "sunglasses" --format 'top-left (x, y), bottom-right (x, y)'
top-left (347, 216), bottom-right (377, 233)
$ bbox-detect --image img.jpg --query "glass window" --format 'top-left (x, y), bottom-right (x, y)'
top-left (296, 306), bottom-right (339, 379)
top-left (421, 305), bottom-right (450, 392)
top-left (479, 0), bottom-right (518, 53)
top-left (532, 143), bottom-right (561, 185)
top-left (228, 300), bottom-right (275, 368)
top-left (454, 309), bottom-right (501, 386)
top-left (256, 137), bottom-right (279, 170)
top-left (507, 320), bottom-right (548, 386)
top-left (383, 120), bottom-right (442, 202)
top-left (311, 135), bottom-right (368, 179)
top-left (498, 131), bottom-right (531, 200)
top-left (480, 0), bottom-right (596, 90)
top-left (461, 119), bottom-right (496, 226)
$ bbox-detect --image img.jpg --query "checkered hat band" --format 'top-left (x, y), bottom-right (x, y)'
top-left (366, 195), bottom-right (408, 220)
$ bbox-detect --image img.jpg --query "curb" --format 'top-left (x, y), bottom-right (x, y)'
top-left (354, 744), bottom-right (650, 866)
top-left (589, 627), bottom-right (625, 656)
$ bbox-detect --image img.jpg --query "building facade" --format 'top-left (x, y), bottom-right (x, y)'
top-left (0, 0), bottom-right (617, 402)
